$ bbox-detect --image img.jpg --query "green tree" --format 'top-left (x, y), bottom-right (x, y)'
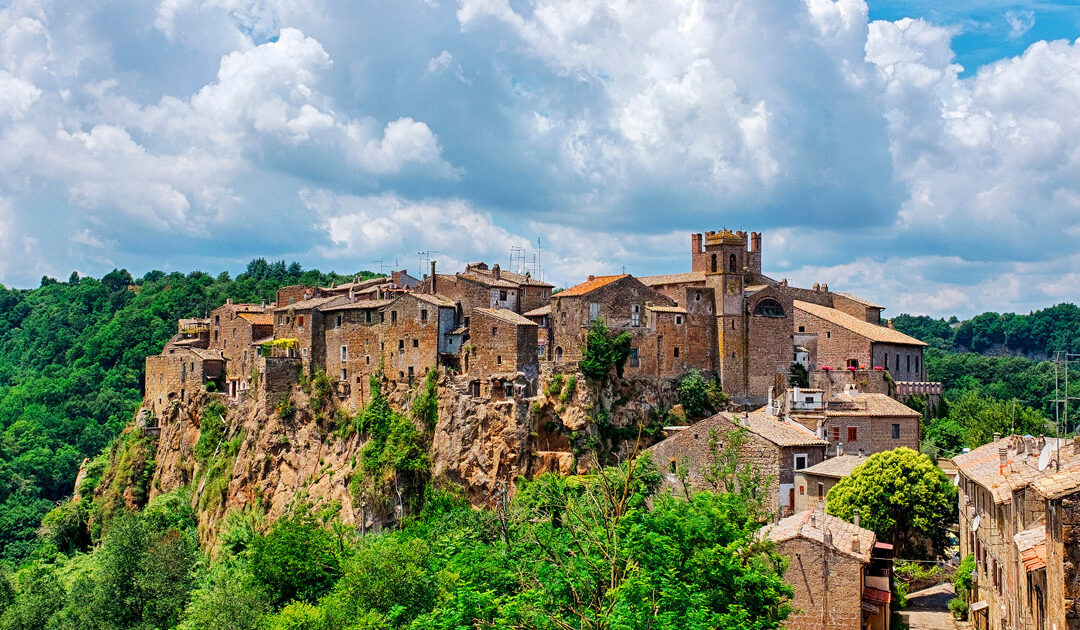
top-left (826, 448), bottom-right (957, 558)
top-left (579, 318), bottom-right (632, 381)
top-left (250, 510), bottom-right (344, 606)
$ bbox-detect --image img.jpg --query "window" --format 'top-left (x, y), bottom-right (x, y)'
top-left (847, 426), bottom-right (858, 442)
top-left (695, 292), bottom-right (701, 302)
top-left (335, 314), bottom-right (343, 328)
top-left (798, 325), bottom-right (805, 332)
top-left (589, 302), bottom-right (600, 321)
top-left (710, 254), bottom-right (717, 273)
top-left (214, 330), bottom-right (219, 341)
top-left (365, 355), bottom-right (370, 365)
top-left (298, 315), bottom-right (304, 326)
top-left (753, 298), bottom-right (785, 318)
top-left (826, 331), bottom-right (831, 338)
top-left (492, 326), bottom-right (498, 337)
top-left (817, 483), bottom-right (824, 500)
top-left (831, 426), bottom-right (841, 442)
top-left (341, 345), bottom-right (348, 361)
top-left (391, 311), bottom-right (397, 322)
top-left (892, 423), bottom-right (901, 439)
top-left (847, 359), bottom-right (859, 368)
top-left (675, 315), bottom-right (683, 324)
top-left (302, 347), bottom-right (307, 357)
top-left (907, 355), bottom-right (911, 372)
top-left (398, 339), bottom-right (405, 350)
top-left (499, 290), bottom-right (507, 301)
top-left (340, 369), bottom-right (346, 381)
top-left (673, 347), bottom-right (680, 358)
top-left (215, 315), bottom-right (220, 323)
top-left (243, 350), bottom-right (247, 362)
top-left (555, 347), bottom-right (563, 361)
top-left (669, 460), bottom-right (677, 474)
top-left (496, 355), bottom-right (502, 365)
top-left (794, 454), bottom-right (807, 470)
top-left (408, 366), bottom-right (414, 380)
top-left (464, 316), bottom-right (470, 328)
top-left (365, 311), bottom-right (372, 323)
top-left (628, 348), bottom-right (639, 367)
top-left (799, 485), bottom-right (805, 495)
top-left (728, 254), bottom-right (737, 273)
top-left (631, 304), bottom-right (640, 326)
top-left (412, 339), bottom-right (418, 348)
top-left (421, 309), bottom-right (428, 322)
top-left (542, 290), bottom-right (548, 299)
top-left (895, 354), bottom-right (900, 371)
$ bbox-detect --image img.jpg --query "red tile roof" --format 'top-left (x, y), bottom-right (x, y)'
top-left (557, 274), bottom-right (628, 297)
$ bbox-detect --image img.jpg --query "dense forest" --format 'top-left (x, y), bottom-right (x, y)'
top-left (0, 261), bottom-right (376, 565)
top-left (892, 305), bottom-right (1080, 457)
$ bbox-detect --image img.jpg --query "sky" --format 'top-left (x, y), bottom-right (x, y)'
top-left (0, 0), bottom-right (1079, 318)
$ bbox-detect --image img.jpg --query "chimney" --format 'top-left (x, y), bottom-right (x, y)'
top-left (692, 233), bottom-right (703, 254)
top-left (824, 531), bottom-right (833, 547)
top-left (853, 509), bottom-right (860, 528)
top-left (887, 319), bottom-right (896, 330)
top-left (837, 442), bottom-right (845, 457)
top-left (810, 513), bottom-right (817, 528)
top-left (999, 447), bottom-right (1008, 473)
top-left (430, 260), bottom-right (437, 294)
top-left (851, 536), bottom-right (861, 554)
top-left (767, 387), bottom-right (774, 416)
top-left (525, 271), bottom-right (530, 279)
top-left (493, 264), bottom-right (501, 281)
top-left (813, 283), bottom-right (820, 291)
top-left (821, 283), bottom-right (828, 292)
top-left (780, 278), bottom-right (788, 286)
top-left (741, 413), bottom-right (749, 427)
top-left (994, 432), bottom-right (1001, 443)
top-left (227, 298), bottom-right (233, 305)
top-left (588, 275), bottom-right (596, 281)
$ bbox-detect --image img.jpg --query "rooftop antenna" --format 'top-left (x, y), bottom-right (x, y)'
top-left (509, 246), bottom-right (526, 275)
top-left (536, 236), bottom-right (544, 283)
top-left (417, 251), bottom-right (439, 278)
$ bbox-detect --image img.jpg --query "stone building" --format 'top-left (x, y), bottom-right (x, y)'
top-left (466, 308), bottom-right (539, 399)
top-left (793, 452), bottom-right (868, 513)
top-left (549, 274), bottom-right (671, 366)
top-left (320, 298), bottom-right (394, 405)
top-left (955, 435), bottom-right (1080, 630)
top-left (144, 347), bottom-right (223, 417)
top-left (648, 410), bottom-right (827, 516)
top-left (761, 509), bottom-right (891, 630)
top-left (794, 300), bottom-right (927, 382)
top-left (272, 294), bottom-right (349, 373)
top-left (418, 261), bottom-right (553, 319)
top-left (209, 300), bottom-right (273, 398)
top-left (788, 390), bottom-right (922, 456)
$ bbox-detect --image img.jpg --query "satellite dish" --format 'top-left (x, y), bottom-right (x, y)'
top-left (972, 515), bottom-right (980, 531)
top-left (953, 474), bottom-right (960, 487)
top-left (1038, 441), bottom-right (1059, 472)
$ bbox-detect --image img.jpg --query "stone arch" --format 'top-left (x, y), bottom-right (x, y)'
top-left (753, 298), bottom-right (786, 318)
top-left (555, 346), bottom-right (563, 362)
top-left (728, 253), bottom-right (737, 273)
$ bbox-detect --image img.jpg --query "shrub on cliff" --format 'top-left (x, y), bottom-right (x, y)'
top-left (579, 318), bottom-right (632, 381)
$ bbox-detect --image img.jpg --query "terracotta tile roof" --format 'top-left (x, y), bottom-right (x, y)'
top-left (795, 300), bottom-right (926, 347)
top-left (474, 308), bottom-right (538, 326)
top-left (955, 437), bottom-right (1080, 504)
top-left (800, 454), bottom-right (869, 479)
top-left (835, 292), bottom-right (884, 309)
top-left (824, 393), bottom-right (922, 418)
top-left (761, 509), bottom-right (875, 564)
top-left (729, 410), bottom-right (828, 447)
top-left (460, 264), bottom-right (552, 288)
top-left (191, 348), bottom-right (224, 361)
top-left (557, 274), bottom-right (629, 297)
top-left (252, 336), bottom-right (274, 345)
top-left (319, 299), bottom-right (395, 312)
top-left (1014, 526), bottom-right (1046, 553)
top-left (523, 305), bottom-right (551, 317)
top-left (639, 271), bottom-right (706, 286)
top-left (646, 305), bottom-right (687, 314)
top-left (274, 295), bottom-right (348, 311)
top-left (322, 276), bottom-right (387, 292)
top-left (1032, 468), bottom-right (1080, 499)
top-left (238, 312), bottom-right (273, 326)
top-left (1021, 544), bottom-right (1047, 571)
top-left (411, 293), bottom-right (456, 308)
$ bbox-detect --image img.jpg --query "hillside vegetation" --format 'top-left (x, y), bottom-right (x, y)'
top-left (0, 261), bottom-right (376, 564)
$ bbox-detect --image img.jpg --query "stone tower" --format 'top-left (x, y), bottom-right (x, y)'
top-left (699, 230), bottom-right (749, 397)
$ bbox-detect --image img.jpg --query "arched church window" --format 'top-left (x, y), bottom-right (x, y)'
top-left (753, 298), bottom-right (785, 318)
top-left (728, 253), bottom-right (737, 273)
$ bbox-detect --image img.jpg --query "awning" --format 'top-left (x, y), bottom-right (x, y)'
top-left (971, 601), bottom-right (989, 613)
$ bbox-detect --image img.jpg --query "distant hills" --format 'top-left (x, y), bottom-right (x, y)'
top-left (892, 303), bottom-right (1080, 360)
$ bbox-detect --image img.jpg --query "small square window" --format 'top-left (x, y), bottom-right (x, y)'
top-left (340, 369), bottom-right (347, 381)
top-left (675, 315), bottom-right (683, 324)
top-left (398, 339), bottom-right (404, 350)
top-left (673, 347), bottom-right (680, 358)
top-left (496, 355), bottom-right (502, 365)
top-left (298, 315), bottom-right (305, 326)
top-left (817, 483), bottom-right (824, 500)
top-left (336, 314), bottom-right (343, 328)
top-left (847, 426), bottom-right (858, 442)
top-left (794, 454), bottom-right (807, 470)
top-left (492, 326), bottom-right (498, 336)
top-left (826, 331), bottom-right (831, 338)
top-left (412, 339), bottom-right (418, 348)
top-left (798, 325), bottom-right (805, 332)
top-left (421, 309), bottom-right (428, 322)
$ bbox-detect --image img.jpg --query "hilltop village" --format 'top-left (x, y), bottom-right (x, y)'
top-left (140, 229), bottom-right (960, 630)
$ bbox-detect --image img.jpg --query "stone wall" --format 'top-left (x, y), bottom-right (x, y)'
top-left (795, 307), bottom-right (873, 370)
top-left (145, 351), bottom-right (221, 417)
top-left (470, 309), bottom-right (538, 379)
top-left (821, 414), bottom-right (918, 455)
top-left (746, 286), bottom-right (795, 399)
top-left (871, 342), bottom-right (925, 382)
top-left (775, 535), bottom-right (865, 630)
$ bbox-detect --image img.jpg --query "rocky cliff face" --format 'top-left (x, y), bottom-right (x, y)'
top-left (99, 369), bottom-right (690, 543)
